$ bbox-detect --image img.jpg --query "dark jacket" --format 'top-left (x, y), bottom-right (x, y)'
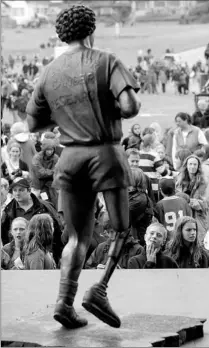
top-left (85, 236), bottom-right (143, 269)
top-left (128, 247), bottom-right (178, 269)
top-left (31, 151), bottom-right (59, 208)
top-left (191, 110), bottom-right (209, 129)
top-left (1, 193), bottom-right (63, 266)
top-left (165, 245), bottom-right (208, 268)
top-left (1, 159), bottom-right (29, 185)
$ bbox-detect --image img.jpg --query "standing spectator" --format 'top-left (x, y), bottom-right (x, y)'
top-left (165, 216), bottom-right (208, 268)
top-left (13, 89), bottom-right (30, 122)
top-left (172, 112), bottom-right (207, 169)
top-left (158, 68), bottom-right (167, 93)
top-left (10, 122), bottom-right (37, 172)
top-left (31, 132), bottom-right (59, 208)
top-left (178, 69), bottom-right (188, 95)
top-left (155, 177), bottom-right (192, 241)
top-left (128, 223), bottom-right (178, 269)
top-left (176, 155), bottom-right (208, 243)
top-left (2, 217), bottom-right (28, 270)
top-left (24, 214), bottom-right (56, 270)
top-left (191, 99), bottom-right (209, 129)
top-left (1, 140), bottom-right (29, 185)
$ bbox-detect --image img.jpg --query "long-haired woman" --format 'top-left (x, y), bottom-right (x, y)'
top-left (2, 217), bottom-right (28, 270)
top-left (176, 155), bottom-right (208, 243)
top-left (165, 216), bottom-right (208, 268)
top-left (24, 213), bottom-right (56, 270)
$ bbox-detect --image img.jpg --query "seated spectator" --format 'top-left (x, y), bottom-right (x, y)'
top-left (174, 148), bottom-right (192, 171)
top-left (125, 123), bottom-right (142, 150)
top-left (126, 148), bottom-right (155, 202)
top-left (24, 214), bottom-right (56, 270)
top-left (1, 140), bottom-right (29, 185)
top-left (1, 177), bottom-right (63, 266)
top-left (156, 144), bottom-right (174, 174)
top-left (128, 223), bottom-right (178, 269)
top-left (139, 134), bottom-right (169, 201)
top-left (127, 149), bottom-right (154, 245)
top-left (202, 145), bottom-right (209, 185)
top-left (1, 178), bottom-right (12, 215)
top-left (165, 216), bottom-right (208, 268)
top-left (85, 220), bottom-right (143, 269)
top-left (52, 126), bottom-right (64, 157)
top-left (176, 155), bottom-right (208, 243)
top-left (1, 217), bottom-right (28, 270)
top-left (193, 149), bottom-right (205, 163)
top-left (205, 128), bottom-right (209, 143)
top-left (155, 177), bottom-right (192, 241)
top-left (31, 132), bottom-right (59, 208)
top-left (150, 122), bottom-right (163, 144)
top-left (121, 128), bottom-right (132, 151)
top-left (204, 231), bottom-right (209, 251)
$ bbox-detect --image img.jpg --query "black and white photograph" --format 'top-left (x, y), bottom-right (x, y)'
top-left (1, 0), bottom-right (209, 346)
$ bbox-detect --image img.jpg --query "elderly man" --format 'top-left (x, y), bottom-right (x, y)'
top-left (26, 4), bottom-right (140, 329)
top-left (128, 222), bottom-right (178, 269)
top-left (192, 99), bottom-right (209, 129)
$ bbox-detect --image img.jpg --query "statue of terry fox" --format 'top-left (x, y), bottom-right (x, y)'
top-left (26, 5), bottom-right (141, 329)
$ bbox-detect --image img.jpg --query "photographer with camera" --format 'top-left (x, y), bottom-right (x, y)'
top-left (1, 140), bottom-right (29, 185)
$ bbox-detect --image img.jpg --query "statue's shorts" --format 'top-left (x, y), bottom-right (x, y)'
top-left (53, 144), bottom-right (132, 193)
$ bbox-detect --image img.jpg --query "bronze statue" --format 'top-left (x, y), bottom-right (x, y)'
top-left (26, 5), bottom-right (140, 329)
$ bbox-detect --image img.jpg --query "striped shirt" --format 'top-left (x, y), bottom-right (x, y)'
top-left (139, 150), bottom-right (164, 192)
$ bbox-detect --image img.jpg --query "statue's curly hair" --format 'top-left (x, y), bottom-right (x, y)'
top-left (55, 5), bottom-right (96, 44)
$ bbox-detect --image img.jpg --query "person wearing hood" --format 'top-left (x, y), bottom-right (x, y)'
top-left (10, 122), bottom-right (36, 172)
top-left (122, 123), bottom-right (142, 151)
top-left (31, 132), bottom-right (59, 209)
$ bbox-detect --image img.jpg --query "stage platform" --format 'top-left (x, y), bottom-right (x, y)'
top-left (1, 270), bottom-right (209, 347)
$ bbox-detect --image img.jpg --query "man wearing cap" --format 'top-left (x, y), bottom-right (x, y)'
top-left (26, 4), bottom-right (140, 329)
top-left (1, 177), bottom-right (63, 266)
top-left (155, 177), bottom-right (192, 241)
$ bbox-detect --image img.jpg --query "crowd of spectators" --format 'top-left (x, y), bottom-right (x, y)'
top-left (129, 48), bottom-right (208, 95)
top-left (1, 52), bottom-right (209, 270)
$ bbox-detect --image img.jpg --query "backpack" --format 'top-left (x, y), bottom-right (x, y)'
top-left (129, 188), bottom-right (154, 223)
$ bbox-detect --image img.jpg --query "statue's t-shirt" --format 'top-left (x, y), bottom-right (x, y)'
top-left (26, 46), bottom-right (139, 146)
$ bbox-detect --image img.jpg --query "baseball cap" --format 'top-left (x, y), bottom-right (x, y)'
top-left (10, 177), bottom-right (30, 190)
top-left (159, 177), bottom-right (175, 195)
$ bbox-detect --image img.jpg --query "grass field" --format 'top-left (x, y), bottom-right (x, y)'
top-left (2, 21), bottom-right (206, 135)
